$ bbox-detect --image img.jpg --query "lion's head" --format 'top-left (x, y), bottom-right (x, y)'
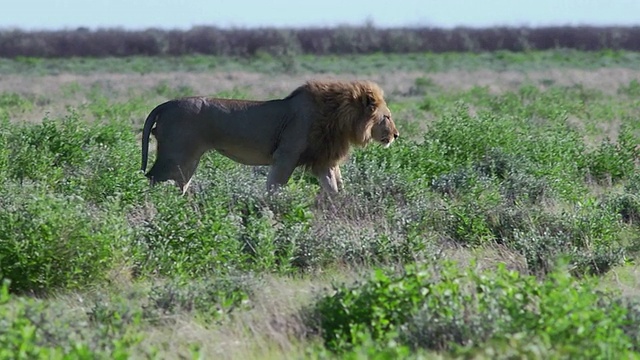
top-left (299, 80), bottom-right (399, 169)
top-left (369, 103), bottom-right (398, 148)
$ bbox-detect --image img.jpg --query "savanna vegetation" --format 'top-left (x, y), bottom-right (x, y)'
top-left (2, 49), bottom-right (640, 358)
top-left (3, 25), bottom-right (640, 58)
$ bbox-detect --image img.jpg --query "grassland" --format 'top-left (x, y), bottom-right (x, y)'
top-left (2, 50), bottom-right (640, 358)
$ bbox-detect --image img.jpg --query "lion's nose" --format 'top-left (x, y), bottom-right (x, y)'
top-left (394, 133), bottom-right (399, 139)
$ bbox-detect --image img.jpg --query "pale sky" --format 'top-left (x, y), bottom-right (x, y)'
top-left (2, 0), bottom-right (639, 30)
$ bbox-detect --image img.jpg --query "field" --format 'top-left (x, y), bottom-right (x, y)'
top-left (2, 50), bottom-right (640, 358)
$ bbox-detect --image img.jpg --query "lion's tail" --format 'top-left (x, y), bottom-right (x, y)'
top-left (141, 102), bottom-right (168, 173)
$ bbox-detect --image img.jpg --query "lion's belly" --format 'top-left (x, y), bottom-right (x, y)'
top-left (215, 147), bottom-right (273, 166)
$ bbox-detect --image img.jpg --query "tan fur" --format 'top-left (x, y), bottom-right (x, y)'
top-left (140, 79), bottom-right (399, 195)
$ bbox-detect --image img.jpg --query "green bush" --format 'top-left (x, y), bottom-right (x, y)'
top-left (4, 112), bottom-right (146, 206)
top-left (143, 275), bottom-right (256, 323)
top-left (0, 185), bottom-right (131, 293)
top-left (618, 79), bottom-right (640, 97)
top-left (0, 118), bottom-right (9, 178)
top-left (132, 187), bottom-right (245, 277)
top-left (585, 126), bottom-right (638, 183)
top-left (311, 266), bottom-right (429, 352)
top-left (11, 114), bottom-right (90, 177)
top-left (0, 92), bottom-right (34, 117)
top-left (231, 190), bottom-right (313, 273)
top-left (431, 193), bottom-right (626, 275)
top-left (133, 154), bottom-right (323, 276)
top-left (0, 281), bottom-right (141, 359)
top-left (74, 118), bottom-right (147, 206)
top-left (153, 80), bottom-right (195, 98)
top-left (363, 98), bottom-right (589, 200)
top-left (309, 262), bottom-right (635, 357)
top-left (618, 184), bottom-right (640, 248)
top-left (607, 192), bottom-right (640, 225)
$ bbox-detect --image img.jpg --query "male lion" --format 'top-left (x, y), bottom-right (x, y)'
top-left (140, 79), bottom-right (399, 194)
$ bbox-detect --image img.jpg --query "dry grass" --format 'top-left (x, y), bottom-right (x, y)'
top-left (442, 243), bottom-right (529, 275)
top-left (42, 271), bottom-right (359, 359)
top-left (4, 67), bottom-right (640, 123)
top-left (600, 264), bottom-right (640, 298)
top-left (132, 272), bottom-right (359, 359)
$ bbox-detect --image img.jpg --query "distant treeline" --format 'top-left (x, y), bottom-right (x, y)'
top-left (1, 25), bottom-right (640, 58)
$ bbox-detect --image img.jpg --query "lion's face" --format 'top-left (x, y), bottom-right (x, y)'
top-left (370, 106), bottom-right (399, 148)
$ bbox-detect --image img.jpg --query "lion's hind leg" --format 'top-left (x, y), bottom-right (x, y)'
top-left (146, 143), bottom-right (203, 195)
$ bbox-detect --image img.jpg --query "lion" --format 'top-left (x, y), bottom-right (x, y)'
top-left (140, 79), bottom-right (399, 195)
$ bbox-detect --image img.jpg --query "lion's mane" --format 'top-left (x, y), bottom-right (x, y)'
top-left (293, 80), bottom-right (386, 170)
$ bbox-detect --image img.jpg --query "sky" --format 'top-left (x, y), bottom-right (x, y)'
top-left (1, 0), bottom-right (639, 30)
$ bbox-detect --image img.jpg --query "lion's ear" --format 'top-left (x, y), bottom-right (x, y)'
top-left (363, 91), bottom-right (377, 109)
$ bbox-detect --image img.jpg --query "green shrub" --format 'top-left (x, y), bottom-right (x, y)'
top-left (311, 266), bottom-right (430, 352)
top-left (79, 144), bottom-right (148, 206)
top-left (500, 172), bottom-right (551, 205)
top-left (367, 99), bottom-right (588, 200)
top-left (7, 115), bottom-right (86, 185)
top-left (493, 199), bottom-right (624, 276)
top-left (16, 113), bottom-right (89, 166)
top-left (607, 193), bottom-right (640, 225)
top-left (133, 165), bottom-right (317, 276)
top-left (427, 104), bottom-right (520, 169)
top-left (424, 150), bottom-right (624, 275)
top-left (439, 201), bottom-right (497, 245)
top-left (613, 194), bottom-right (640, 225)
top-left (511, 229), bottom-right (623, 277)
top-left (308, 262), bottom-right (635, 357)
top-left (73, 118), bottom-right (147, 206)
top-left (5, 111), bottom-right (145, 200)
top-left (132, 187), bottom-right (245, 277)
top-left (430, 168), bottom-right (479, 197)
top-left (0, 118), bottom-right (9, 178)
top-left (0, 282), bottom-right (54, 358)
top-left (153, 80), bottom-right (195, 98)
top-left (466, 266), bottom-right (631, 358)
top-left (618, 79), bottom-right (640, 97)
top-left (232, 190), bottom-right (313, 273)
top-left (586, 139), bottom-right (637, 183)
top-left (214, 87), bottom-right (251, 99)
top-left (0, 185), bottom-right (131, 293)
top-left (408, 76), bottom-right (438, 101)
top-left (0, 92), bottom-right (34, 116)
top-left (625, 172), bottom-right (640, 193)
top-left (143, 275), bottom-right (256, 323)
top-left (0, 281), bottom-right (141, 359)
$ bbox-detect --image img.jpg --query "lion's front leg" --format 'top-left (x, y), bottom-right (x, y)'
top-left (313, 166), bottom-right (339, 194)
top-left (333, 165), bottom-right (343, 191)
